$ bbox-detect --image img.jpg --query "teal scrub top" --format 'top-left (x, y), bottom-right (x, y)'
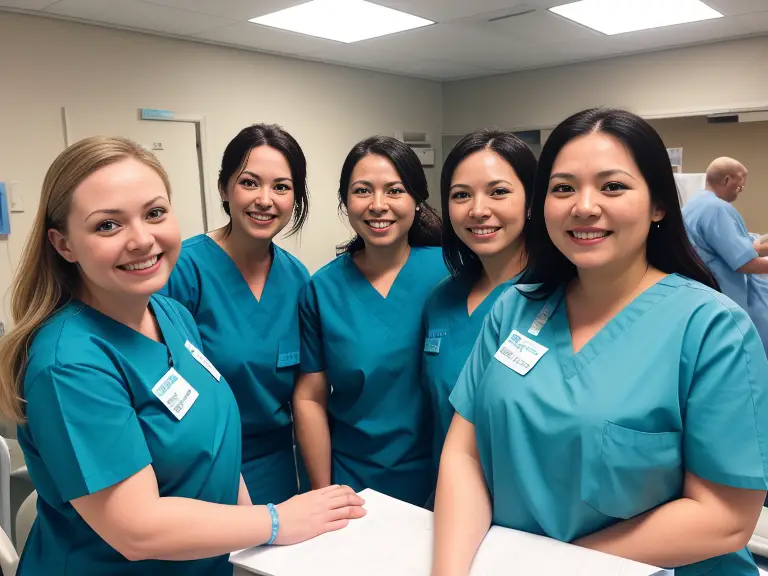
top-left (451, 274), bottom-right (768, 576)
top-left (683, 190), bottom-right (757, 310)
top-left (300, 246), bottom-right (448, 506)
top-left (17, 295), bottom-right (242, 576)
top-left (422, 274), bottom-right (518, 471)
top-left (163, 235), bottom-right (309, 504)
top-left (747, 273), bottom-right (768, 357)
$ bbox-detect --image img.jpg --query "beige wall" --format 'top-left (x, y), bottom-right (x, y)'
top-left (443, 36), bottom-right (768, 134)
top-left (649, 116), bottom-right (768, 232)
top-left (0, 12), bottom-right (443, 328)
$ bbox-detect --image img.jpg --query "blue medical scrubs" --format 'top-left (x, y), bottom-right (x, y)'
top-left (163, 234), bottom-right (309, 504)
top-left (451, 274), bottom-right (768, 575)
top-left (300, 246), bottom-right (448, 506)
top-left (747, 233), bottom-right (768, 358)
top-left (422, 274), bottom-right (519, 470)
top-left (683, 190), bottom-right (756, 309)
top-left (17, 295), bottom-right (241, 576)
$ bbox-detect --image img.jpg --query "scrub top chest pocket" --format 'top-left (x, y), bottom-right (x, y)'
top-left (581, 421), bottom-right (683, 520)
top-left (277, 337), bottom-right (301, 369)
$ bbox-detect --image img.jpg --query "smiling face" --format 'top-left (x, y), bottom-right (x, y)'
top-left (345, 153), bottom-right (416, 249)
top-left (724, 170), bottom-right (748, 203)
top-left (543, 132), bottom-right (665, 273)
top-left (222, 145), bottom-right (295, 242)
top-left (48, 157), bottom-right (181, 303)
top-left (448, 148), bottom-right (527, 262)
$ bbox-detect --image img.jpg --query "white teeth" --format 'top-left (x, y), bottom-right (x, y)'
top-left (572, 231), bottom-right (609, 240)
top-left (121, 255), bottom-right (158, 271)
top-left (248, 213), bottom-right (274, 221)
top-left (367, 221), bottom-right (393, 229)
top-left (470, 228), bottom-right (500, 236)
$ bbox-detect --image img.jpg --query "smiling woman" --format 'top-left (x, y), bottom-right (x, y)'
top-left (48, 175), bottom-right (179, 299)
top-left (431, 109), bottom-right (768, 576)
top-left (423, 129), bottom-right (537, 485)
top-left (0, 135), bottom-right (364, 576)
top-left (293, 135), bottom-right (449, 507)
top-left (162, 123), bottom-right (316, 506)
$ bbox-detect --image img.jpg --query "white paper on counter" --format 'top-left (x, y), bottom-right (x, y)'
top-left (230, 489), bottom-right (670, 576)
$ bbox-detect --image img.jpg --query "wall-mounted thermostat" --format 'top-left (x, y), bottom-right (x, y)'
top-left (413, 148), bottom-right (435, 167)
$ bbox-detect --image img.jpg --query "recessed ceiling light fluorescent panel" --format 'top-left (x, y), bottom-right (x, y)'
top-left (549, 0), bottom-right (723, 35)
top-left (249, 0), bottom-right (434, 43)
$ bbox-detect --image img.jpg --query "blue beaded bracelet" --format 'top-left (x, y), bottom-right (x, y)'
top-left (266, 503), bottom-right (279, 545)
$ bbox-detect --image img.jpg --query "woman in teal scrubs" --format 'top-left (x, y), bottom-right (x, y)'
top-left (432, 109), bottom-right (768, 576)
top-left (423, 129), bottom-right (536, 472)
top-left (294, 136), bottom-right (448, 507)
top-left (0, 137), bottom-right (363, 575)
top-left (163, 124), bottom-right (310, 504)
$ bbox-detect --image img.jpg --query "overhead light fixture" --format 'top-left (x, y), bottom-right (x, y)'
top-left (249, 0), bottom-right (434, 43)
top-left (549, 0), bottom-right (723, 36)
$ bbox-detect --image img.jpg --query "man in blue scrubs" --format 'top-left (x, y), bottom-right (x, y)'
top-left (683, 157), bottom-right (768, 309)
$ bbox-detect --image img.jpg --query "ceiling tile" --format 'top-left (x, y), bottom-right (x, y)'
top-left (373, 0), bottom-right (539, 23)
top-left (0, 0), bottom-right (57, 9)
top-left (358, 23), bottom-right (522, 70)
top-left (705, 0), bottom-right (768, 16)
top-left (69, 0), bottom-right (235, 35)
top-left (140, 0), bottom-right (308, 21)
top-left (8, 0), bottom-right (768, 80)
top-left (193, 21), bottom-right (334, 55)
top-left (507, 9), bottom-right (768, 71)
top-left (44, 0), bottom-right (122, 20)
top-left (486, 8), bottom-right (601, 44)
top-left (306, 41), bottom-right (498, 79)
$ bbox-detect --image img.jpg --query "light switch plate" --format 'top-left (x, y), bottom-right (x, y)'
top-left (9, 182), bottom-right (24, 212)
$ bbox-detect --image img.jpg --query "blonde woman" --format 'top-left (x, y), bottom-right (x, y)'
top-left (0, 137), bottom-right (364, 575)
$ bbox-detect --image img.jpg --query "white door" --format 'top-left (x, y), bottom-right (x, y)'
top-left (67, 108), bottom-right (206, 240)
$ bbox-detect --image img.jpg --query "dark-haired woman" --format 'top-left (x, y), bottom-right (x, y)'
top-left (423, 129), bottom-right (536, 474)
top-left (432, 109), bottom-right (768, 576)
top-left (163, 124), bottom-right (310, 505)
top-left (294, 136), bottom-right (447, 506)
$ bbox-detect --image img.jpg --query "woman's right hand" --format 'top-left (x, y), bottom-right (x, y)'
top-left (273, 484), bottom-right (366, 545)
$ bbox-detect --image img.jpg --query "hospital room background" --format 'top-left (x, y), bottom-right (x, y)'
top-left (1, 0), bottom-right (768, 571)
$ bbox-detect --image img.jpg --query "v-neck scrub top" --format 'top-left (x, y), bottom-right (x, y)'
top-left (450, 274), bottom-right (768, 575)
top-left (422, 274), bottom-right (519, 470)
top-left (299, 246), bottom-right (449, 506)
top-left (17, 295), bottom-right (241, 576)
top-left (163, 234), bottom-right (309, 504)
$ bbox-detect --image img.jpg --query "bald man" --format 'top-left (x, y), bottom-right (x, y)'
top-left (683, 157), bottom-right (768, 309)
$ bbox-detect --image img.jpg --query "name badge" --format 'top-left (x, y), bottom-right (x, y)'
top-left (424, 329), bottom-right (447, 354)
top-left (277, 351), bottom-right (300, 368)
top-left (494, 330), bottom-right (548, 376)
top-left (424, 337), bottom-right (441, 354)
top-left (152, 368), bottom-right (199, 420)
top-left (185, 341), bottom-right (221, 381)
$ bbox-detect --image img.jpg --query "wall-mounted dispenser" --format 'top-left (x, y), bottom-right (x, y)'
top-left (0, 182), bottom-right (10, 235)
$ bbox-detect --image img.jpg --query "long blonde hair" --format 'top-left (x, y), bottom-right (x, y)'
top-left (0, 136), bottom-right (171, 423)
